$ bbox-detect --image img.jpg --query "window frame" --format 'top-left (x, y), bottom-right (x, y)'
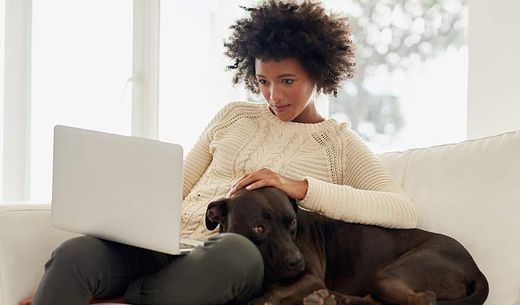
top-left (2, 0), bottom-right (161, 202)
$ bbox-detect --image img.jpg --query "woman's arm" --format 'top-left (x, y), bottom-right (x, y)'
top-left (183, 103), bottom-right (236, 199)
top-left (182, 136), bottom-right (212, 200)
top-left (299, 126), bottom-right (417, 229)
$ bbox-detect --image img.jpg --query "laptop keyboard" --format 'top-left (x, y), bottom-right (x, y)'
top-left (180, 242), bottom-right (196, 250)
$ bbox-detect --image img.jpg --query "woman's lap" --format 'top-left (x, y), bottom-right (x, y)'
top-left (33, 233), bottom-right (263, 305)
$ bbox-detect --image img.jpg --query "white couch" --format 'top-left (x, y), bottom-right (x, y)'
top-left (1, 130), bottom-right (519, 305)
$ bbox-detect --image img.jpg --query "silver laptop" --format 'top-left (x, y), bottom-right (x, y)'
top-left (51, 125), bottom-right (203, 255)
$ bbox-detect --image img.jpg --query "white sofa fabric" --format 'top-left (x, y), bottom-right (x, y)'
top-left (1, 130), bottom-right (519, 305)
top-left (379, 130), bottom-right (520, 305)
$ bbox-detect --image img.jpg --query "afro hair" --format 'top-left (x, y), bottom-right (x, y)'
top-left (224, 0), bottom-right (356, 96)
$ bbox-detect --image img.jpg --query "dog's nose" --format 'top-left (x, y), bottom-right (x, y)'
top-left (286, 253), bottom-right (305, 271)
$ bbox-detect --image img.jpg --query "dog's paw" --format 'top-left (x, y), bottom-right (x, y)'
top-left (303, 289), bottom-right (337, 305)
top-left (247, 296), bottom-right (279, 305)
top-left (410, 290), bottom-right (436, 305)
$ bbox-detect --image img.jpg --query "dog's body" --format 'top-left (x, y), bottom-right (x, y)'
top-left (205, 187), bottom-right (488, 305)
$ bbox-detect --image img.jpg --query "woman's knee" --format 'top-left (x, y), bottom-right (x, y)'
top-left (49, 235), bottom-right (109, 271)
top-left (206, 233), bottom-right (264, 285)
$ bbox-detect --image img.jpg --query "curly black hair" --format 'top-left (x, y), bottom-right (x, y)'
top-left (224, 0), bottom-right (356, 97)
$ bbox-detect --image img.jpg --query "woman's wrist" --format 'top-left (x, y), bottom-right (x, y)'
top-left (296, 178), bottom-right (309, 200)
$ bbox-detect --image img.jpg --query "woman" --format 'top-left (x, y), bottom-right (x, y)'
top-left (31, 1), bottom-right (416, 305)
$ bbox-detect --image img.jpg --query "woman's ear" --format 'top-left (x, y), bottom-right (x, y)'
top-left (205, 198), bottom-right (229, 230)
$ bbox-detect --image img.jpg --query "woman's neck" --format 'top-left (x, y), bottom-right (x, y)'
top-left (292, 104), bottom-right (325, 124)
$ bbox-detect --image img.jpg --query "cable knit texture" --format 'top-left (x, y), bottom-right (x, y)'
top-left (181, 101), bottom-right (417, 240)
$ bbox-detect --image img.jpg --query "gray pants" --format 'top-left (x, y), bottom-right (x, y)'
top-left (32, 233), bottom-right (264, 305)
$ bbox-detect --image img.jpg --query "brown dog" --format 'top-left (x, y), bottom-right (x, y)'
top-left (205, 187), bottom-right (488, 305)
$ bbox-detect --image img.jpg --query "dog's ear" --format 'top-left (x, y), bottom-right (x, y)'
top-left (205, 198), bottom-right (228, 230)
top-left (289, 197), bottom-right (299, 213)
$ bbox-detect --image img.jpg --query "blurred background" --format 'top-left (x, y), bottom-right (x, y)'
top-left (2, 0), bottom-right (519, 204)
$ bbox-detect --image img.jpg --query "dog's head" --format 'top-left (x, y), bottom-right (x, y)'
top-left (205, 187), bottom-right (305, 282)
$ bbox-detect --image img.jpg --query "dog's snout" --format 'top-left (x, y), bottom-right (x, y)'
top-left (285, 252), bottom-right (305, 271)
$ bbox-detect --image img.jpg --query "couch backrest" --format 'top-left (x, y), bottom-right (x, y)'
top-left (379, 130), bottom-right (520, 305)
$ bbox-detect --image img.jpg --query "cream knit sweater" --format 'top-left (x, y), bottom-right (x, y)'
top-left (181, 101), bottom-right (417, 240)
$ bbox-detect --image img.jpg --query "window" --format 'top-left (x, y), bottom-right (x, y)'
top-left (1, 0), bottom-right (468, 203)
top-left (30, 0), bottom-right (133, 202)
top-left (0, 0), bottom-right (5, 199)
top-left (158, 0), bottom-right (255, 153)
top-left (322, 0), bottom-right (468, 153)
top-left (158, 0), bottom-right (468, 154)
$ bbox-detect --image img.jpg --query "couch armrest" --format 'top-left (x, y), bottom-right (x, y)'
top-left (0, 204), bottom-right (80, 305)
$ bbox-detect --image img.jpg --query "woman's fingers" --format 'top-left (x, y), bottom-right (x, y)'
top-left (245, 179), bottom-right (269, 191)
top-left (231, 173), bottom-right (248, 188)
top-left (227, 169), bottom-right (307, 200)
top-left (231, 175), bottom-right (261, 193)
top-left (230, 169), bottom-right (274, 194)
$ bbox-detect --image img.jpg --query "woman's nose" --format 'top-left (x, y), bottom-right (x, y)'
top-left (270, 85), bottom-right (284, 103)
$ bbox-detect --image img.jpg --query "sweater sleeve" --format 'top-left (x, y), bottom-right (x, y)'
top-left (298, 124), bottom-right (417, 229)
top-left (182, 102), bottom-right (236, 199)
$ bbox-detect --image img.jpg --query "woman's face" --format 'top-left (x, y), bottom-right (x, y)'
top-left (255, 58), bottom-right (321, 123)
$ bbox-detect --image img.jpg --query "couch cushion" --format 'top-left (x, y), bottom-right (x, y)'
top-left (0, 204), bottom-right (79, 305)
top-left (379, 130), bottom-right (520, 305)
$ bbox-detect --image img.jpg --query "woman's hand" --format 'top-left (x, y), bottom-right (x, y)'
top-left (228, 168), bottom-right (308, 200)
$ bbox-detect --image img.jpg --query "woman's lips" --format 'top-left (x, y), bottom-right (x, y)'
top-left (272, 104), bottom-right (290, 112)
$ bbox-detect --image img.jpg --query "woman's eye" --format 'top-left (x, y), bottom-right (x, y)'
top-left (282, 79), bottom-right (294, 85)
top-left (258, 79), bottom-right (268, 85)
top-left (253, 225), bottom-right (265, 235)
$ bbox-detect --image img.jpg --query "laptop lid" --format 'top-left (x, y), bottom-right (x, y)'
top-left (51, 125), bottom-right (185, 254)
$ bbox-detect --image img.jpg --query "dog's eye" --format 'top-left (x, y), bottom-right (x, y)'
top-left (253, 225), bottom-right (265, 235)
top-left (290, 219), bottom-right (297, 232)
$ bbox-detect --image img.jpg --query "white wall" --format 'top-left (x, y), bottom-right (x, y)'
top-left (467, 0), bottom-right (520, 139)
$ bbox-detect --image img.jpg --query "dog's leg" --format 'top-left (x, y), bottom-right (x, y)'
top-left (370, 242), bottom-right (473, 305)
top-left (304, 289), bottom-right (379, 305)
top-left (249, 273), bottom-right (326, 305)
top-left (371, 272), bottom-right (436, 305)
